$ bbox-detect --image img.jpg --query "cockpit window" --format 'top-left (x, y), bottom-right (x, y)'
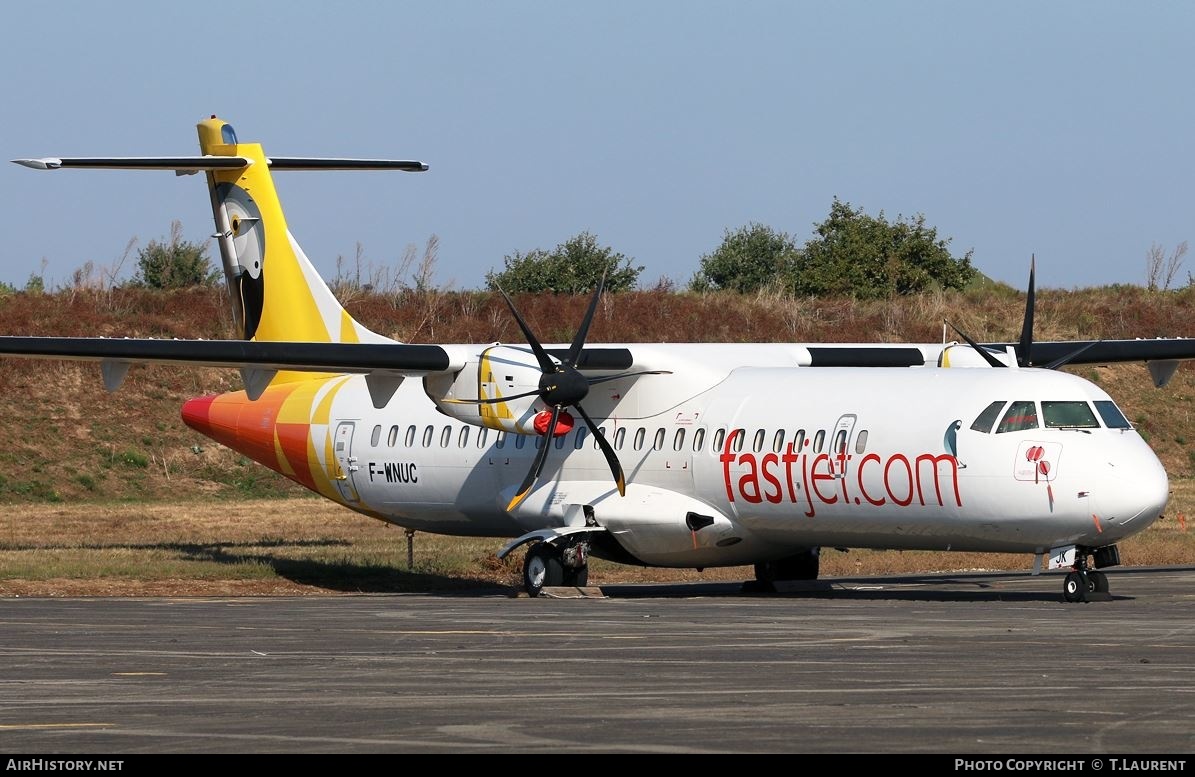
top-left (996, 400), bottom-right (1038, 433)
top-left (1094, 400), bottom-right (1132, 429)
top-left (970, 401), bottom-right (1006, 433)
top-left (1042, 401), bottom-right (1099, 428)
top-left (221, 124), bottom-right (238, 145)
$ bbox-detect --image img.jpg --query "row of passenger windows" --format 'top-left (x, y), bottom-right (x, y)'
top-left (970, 399), bottom-right (1131, 434)
top-left (368, 423), bottom-right (871, 455)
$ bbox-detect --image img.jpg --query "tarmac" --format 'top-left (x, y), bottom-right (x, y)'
top-left (2, 567), bottom-right (1195, 753)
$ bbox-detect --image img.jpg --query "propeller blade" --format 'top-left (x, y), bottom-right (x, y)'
top-left (495, 285), bottom-right (558, 374)
top-left (574, 403), bottom-right (626, 497)
top-left (585, 369), bottom-right (673, 387)
top-left (1018, 256), bottom-right (1036, 367)
top-left (1043, 340), bottom-right (1100, 370)
top-left (506, 405), bottom-right (561, 513)
top-left (566, 272), bottom-right (607, 368)
top-left (442, 388), bottom-right (542, 405)
top-left (946, 320), bottom-right (1007, 369)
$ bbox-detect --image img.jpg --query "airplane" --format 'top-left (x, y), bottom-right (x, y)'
top-left (7, 116), bottom-right (1195, 603)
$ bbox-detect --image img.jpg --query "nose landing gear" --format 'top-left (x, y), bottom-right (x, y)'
top-left (1061, 545), bottom-right (1118, 603)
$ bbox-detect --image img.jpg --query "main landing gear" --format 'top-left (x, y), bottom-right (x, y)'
top-left (523, 539), bottom-right (589, 597)
top-left (743, 548), bottom-right (821, 593)
top-left (1061, 545), bottom-right (1119, 603)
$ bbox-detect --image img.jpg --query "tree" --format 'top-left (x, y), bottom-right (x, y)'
top-left (690, 223), bottom-right (801, 293)
top-left (794, 199), bottom-right (974, 298)
top-left (485, 232), bottom-right (642, 293)
top-left (1145, 240), bottom-right (1188, 291)
top-left (133, 221), bottom-right (219, 289)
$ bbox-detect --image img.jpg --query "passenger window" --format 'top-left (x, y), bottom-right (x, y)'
top-left (752, 430), bottom-right (765, 453)
top-left (654, 429), bottom-right (666, 450)
top-left (594, 427), bottom-right (607, 449)
top-left (371, 425), bottom-right (382, 447)
top-left (970, 401), bottom-right (1006, 433)
top-left (793, 429), bottom-right (806, 451)
top-left (555, 432), bottom-right (566, 450)
top-left (388, 425), bottom-right (399, 447)
top-left (1094, 400), bottom-right (1132, 429)
top-left (693, 428), bottom-right (706, 452)
top-left (515, 435), bottom-right (526, 449)
top-left (634, 428), bottom-right (646, 451)
top-left (458, 427), bottom-right (469, 448)
top-left (673, 428), bottom-right (686, 451)
top-left (405, 425), bottom-right (416, 447)
top-left (574, 427), bottom-right (588, 449)
top-left (732, 429), bottom-right (744, 452)
top-left (422, 425), bottom-right (434, 447)
top-left (496, 431), bottom-right (506, 449)
top-left (1043, 401), bottom-right (1100, 429)
top-left (712, 428), bottom-right (725, 451)
top-left (773, 430), bottom-right (785, 453)
top-left (833, 429), bottom-right (847, 455)
top-left (614, 428), bottom-right (626, 450)
top-left (440, 426), bottom-right (451, 448)
top-left (813, 430), bottom-right (825, 453)
top-left (477, 428), bottom-right (488, 448)
top-left (535, 436), bottom-right (544, 449)
top-left (854, 430), bottom-right (869, 454)
top-left (996, 401), bottom-right (1039, 433)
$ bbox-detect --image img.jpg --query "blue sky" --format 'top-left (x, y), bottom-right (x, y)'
top-left (2, 1), bottom-right (1191, 291)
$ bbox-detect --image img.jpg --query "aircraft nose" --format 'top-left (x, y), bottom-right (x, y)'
top-left (1099, 454), bottom-right (1169, 533)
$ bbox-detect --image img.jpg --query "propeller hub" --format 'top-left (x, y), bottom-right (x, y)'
top-left (540, 366), bottom-right (589, 407)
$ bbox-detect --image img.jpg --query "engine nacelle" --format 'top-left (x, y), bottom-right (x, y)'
top-left (425, 345), bottom-right (552, 435)
top-left (938, 342), bottom-right (1016, 368)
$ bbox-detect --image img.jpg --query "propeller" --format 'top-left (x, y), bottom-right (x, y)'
top-left (950, 256), bottom-right (1098, 371)
top-left (458, 275), bottom-right (669, 512)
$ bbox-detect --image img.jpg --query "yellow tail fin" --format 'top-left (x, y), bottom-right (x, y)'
top-left (196, 116), bottom-right (392, 351)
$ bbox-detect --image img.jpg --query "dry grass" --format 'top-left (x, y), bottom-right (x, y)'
top-left (0, 285), bottom-right (1194, 594)
top-left (2, 484), bottom-right (1193, 597)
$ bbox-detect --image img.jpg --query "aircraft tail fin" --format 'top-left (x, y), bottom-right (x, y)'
top-left (194, 116), bottom-right (426, 353)
top-left (11, 116), bottom-right (428, 388)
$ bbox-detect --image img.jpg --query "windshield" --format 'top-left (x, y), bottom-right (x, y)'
top-left (996, 401), bottom-right (1038, 433)
top-left (1042, 401), bottom-right (1100, 428)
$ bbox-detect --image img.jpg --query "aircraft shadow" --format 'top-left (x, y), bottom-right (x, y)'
top-left (178, 543), bottom-right (509, 593)
top-left (597, 571), bottom-right (1131, 603)
top-left (5, 539), bottom-right (508, 594)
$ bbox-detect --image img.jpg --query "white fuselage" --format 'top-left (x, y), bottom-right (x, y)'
top-left (313, 354), bottom-right (1167, 568)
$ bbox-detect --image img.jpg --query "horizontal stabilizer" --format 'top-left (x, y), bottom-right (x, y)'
top-left (12, 156), bottom-right (427, 173)
top-left (266, 157), bottom-right (428, 172)
top-left (12, 157), bottom-right (252, 171)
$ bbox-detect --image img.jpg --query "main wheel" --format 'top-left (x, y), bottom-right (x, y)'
top-left (1063, 571), bottom-right (1088, 603)
top-left (563, 565), bottom-right (589, 587)
top-left (1088, 570), bottom-right (1109, 594)
top-left (523, 543), bottom-right (564, 597)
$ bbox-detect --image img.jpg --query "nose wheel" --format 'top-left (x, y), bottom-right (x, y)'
top-left (1061, 548), bottom-right (1114, 603)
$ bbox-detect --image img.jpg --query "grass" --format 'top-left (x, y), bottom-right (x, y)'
top-left (1, 483), bottom-right (1194, 596)
top-left (0, 285), bottom-right (1194, 593)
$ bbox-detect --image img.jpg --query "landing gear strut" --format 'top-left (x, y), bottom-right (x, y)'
top-left (1061, 545), bottom-right (1118, 603)
top-left (744, 548), bottom-right (820, 593)
top-left (522, 539), bottom-right (589, 597)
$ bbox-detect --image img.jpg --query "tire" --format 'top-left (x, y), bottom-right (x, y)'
top-left (564, 566), bottom-right (589, 587)
top-left (1088, 571), bottom-right (1109, 594)
top-left (523, 543), bottom-right (564, 597)
top-left (1063, 571), bottom-right (1088, 603)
